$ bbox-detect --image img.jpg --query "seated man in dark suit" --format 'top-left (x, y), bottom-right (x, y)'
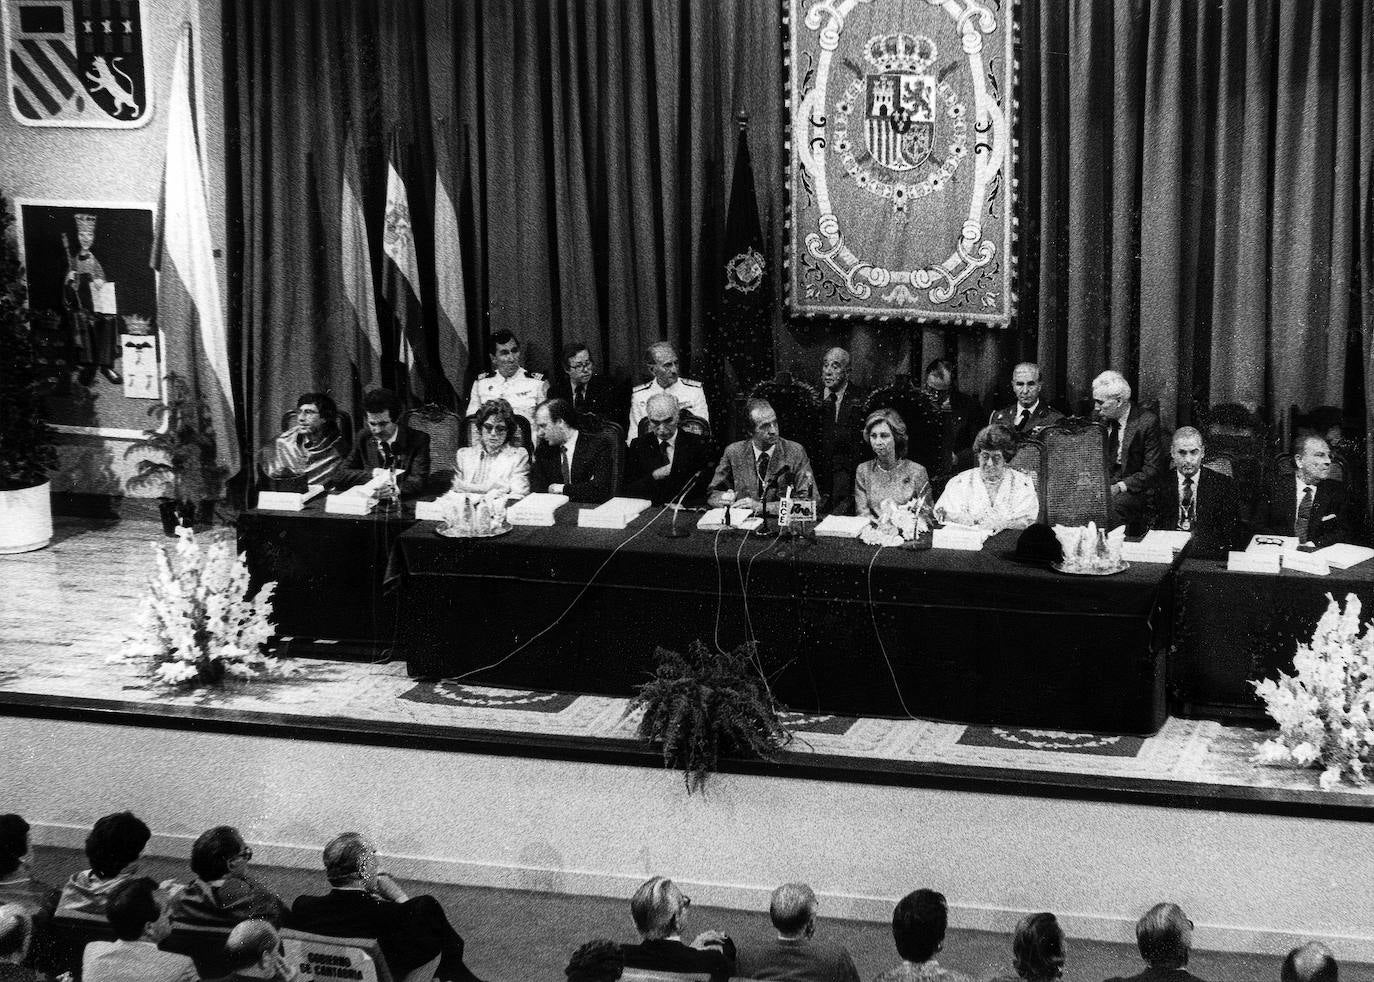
top-left (291, 832), bottom-right (482, 982)
top-left (1146, 427), bottom-right (1238, 559)
top-left (988, 362), bottom-right (1063, 437)
top-left (1282, 941), bottom-right (1339, 982)
top-left (619, 876), bottom-right (734, 982)
top-left (924, 358), bottom-right (981, 471)
top-left (531, 398), bottom-right (616, 503)
top-left (1252, 435), bottom-right (1355, 549)
top-left (624, 392), bottom-right (715, 505)
top-left (1092, 370), bottom-right (1162, 531)
top-left (548, 343), bottom-right (625, 423)
top-left (708, 399), bottom-right (817, 515)
top-left (334, 388), bottom-right (431, 498)
top-left (817, 347), bottom-right (869, 515)
top-left (1105, 902), bottom-right (1209, 982)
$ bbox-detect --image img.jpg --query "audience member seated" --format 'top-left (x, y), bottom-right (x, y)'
top-left (564, 938), bottom-right (624, 982)
top-left (465, 329), bottom-right (548, 428)
top-left (531, 399), bottom-right (616, 504)
top-left (923, 358), bottom-right (980, 470)
top-left (624, 392), bottom-right (715, 505)
top-left (1282, 941), bottom-right (1338, 982)
top-left (173, 826), bottom-right (288, 928)
top-left (1092, 370), bottom-right (1162, 531)
top-left (1104, 902), bottom-right (1208, 982)
top-left (618, 876), bottom-right (734, 982)
top-left (986, 912), bottom-right (1065, 982)
top-left (933, 425), bottom-right (1038, 533)
top-left (708, 399), bottom-right (818, 515)
top-left (222, 919), bottom-right (295, 982)
top-left (854, 409), bottom-right (931, 521)
top-left (1252, 435), bottom-right (1354, 549)
top-left (629, 341), bottom-right (710, 439)
top-left (290, 831), bottom-right (482, 982)
top-left (1146, 427), bottom-right (1239, 559)
top-left (84, 878), bottom-right (197, 982)
top-left (0, 816), bottom-right (57, 915)
top-left (261, 392), bottom-right (350, 488)
top-left (452, 399), bottom-right (531, 500)
top-left (336, 388), bottom-right (432, 499)
top-left (58, 812), bottom-right (171, 917)
top-left (988, 362), bottom-right (1063, 437)
top-left (873, 888), bottom-right (971, 982)
top-left (817, 347), bottom-right (870, 515)
top-left (0, 905), bottom-right (36, 982)
top-left (550, 343), bottom-right (624, 422)
top-left (736, 882), bottom-right (859, 982)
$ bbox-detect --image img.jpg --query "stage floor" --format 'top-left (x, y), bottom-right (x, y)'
top-left (3, 513), bottom-right (1371, 820)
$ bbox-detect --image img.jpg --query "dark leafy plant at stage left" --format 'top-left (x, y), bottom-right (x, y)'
top-left (629, 639), bottom-right (791, 794)
top-left (0, 190), bottom-right (57, 492)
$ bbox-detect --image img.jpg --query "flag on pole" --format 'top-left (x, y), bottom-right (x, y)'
top-left (340, 130), bottom-right (382, 391)
top-left (381, 135), bottom-right (425, 403)
top-left (706, 115), bottom-right (775, 399)
top-left (432, 130), bottom-right (468, 400)
top-left (154, 22), bottom-right (239, 485)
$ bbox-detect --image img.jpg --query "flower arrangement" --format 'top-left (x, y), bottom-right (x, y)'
top-left (859, 493), bottom-right (933, 547)
top-left (1253, 593), bottom-right (1374, 790)
top-left (116, 526), bottom-right (292, 688)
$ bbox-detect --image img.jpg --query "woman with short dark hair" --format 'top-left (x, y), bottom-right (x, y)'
top-left (58, 812), bottom-right (162, 916)
top-left (452, 398), bottom-right (530, 499)
top-left (0, 815), bottom-right (57, 916)
top-left (988, 912), bottom-right (1066, 982)
top-left (874, 889), bottom-right (973, 982)
top-left (934, 424), bottom-right (1038, 532)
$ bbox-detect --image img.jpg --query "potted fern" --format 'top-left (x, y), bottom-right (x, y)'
top-left (0, 191), bottom-right (58, 554)
top-left (125, 372), bottom-right (227, 535)
top-left (629, 640), bottom-right (792, 793)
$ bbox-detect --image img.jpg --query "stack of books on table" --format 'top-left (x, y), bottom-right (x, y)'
top-left (814, 515), bottom-right (869, 538)
top-left (257, 484), bottom-right (326, 511)
top-left (508, 493), bottom-right (568, 527)
top-left (577, 497), bottom-right (653, 529)
top-left (324, 486), bottom-right (376, 515)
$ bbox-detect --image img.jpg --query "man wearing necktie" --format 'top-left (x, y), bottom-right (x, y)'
top-left (1145, 427), bottom-right (1238, 558)
top-left (708, 399), bottom-right (818, 515)
top-left (816, 347), bottom-right (869, 515)
top-left (624, 392), bottom-right (716, 505)
top-left (530, 398), bottom-right (616, 503)
top-left (1092, 369), bottom-right (1162, 532)
top-left (1252, 435), bottom-right (1354, 549)
top-left (988, 362), bottom-right (1064, 437)
top-left (549, 342), bottom-right (625, 424)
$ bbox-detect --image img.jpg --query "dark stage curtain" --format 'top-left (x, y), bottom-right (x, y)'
top-left (224, 0), bottom-right (1373, 468)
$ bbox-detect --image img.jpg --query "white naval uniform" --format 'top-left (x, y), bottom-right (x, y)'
top-left (628, 377), bottom-right (710, 441)
top-left (465, 367), bottom-right (549, 425)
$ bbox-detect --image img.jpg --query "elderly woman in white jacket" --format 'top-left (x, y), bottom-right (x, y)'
top-left (934, 423), bottom-right (1038, 533)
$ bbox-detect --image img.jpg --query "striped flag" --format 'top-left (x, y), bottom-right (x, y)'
top-left (381, 136), bottom-right (424, 403)
top-left (432, 130), bottom-right (468, 398)
top-left (340, 130), bottom-right (381, 390)
top-left (153, 22), bottom-right (238, 484)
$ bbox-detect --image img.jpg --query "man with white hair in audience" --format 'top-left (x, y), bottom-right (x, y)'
top-left (1105, 901), bottom-right (1209, 982)
top-left (619, 876), bottom-right (734, 982)
top-left (1282, 941), bottom-right (1338, 982)
top-left (1092, 369), bottom-right (1162, 531)
top-left (223, 919), bottom-right (296, 982)
top-left (736, 882), bottom-right (859, 982)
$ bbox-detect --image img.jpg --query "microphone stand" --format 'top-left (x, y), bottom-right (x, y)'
top-left (750, 469), bottom-right (786, 539)
top-left (660, 470), bottom-right (705, 539)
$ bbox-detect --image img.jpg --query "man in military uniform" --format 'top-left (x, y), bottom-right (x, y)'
top-left (628, 341), bottom-right (709, 441)
top-left (465, 329), bottom-right (548, 428)
top-left (988, 362), bottom-right (1063, 437)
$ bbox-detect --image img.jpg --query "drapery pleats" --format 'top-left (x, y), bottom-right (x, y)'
top-left (225, 0), bottom-right (1372, 459)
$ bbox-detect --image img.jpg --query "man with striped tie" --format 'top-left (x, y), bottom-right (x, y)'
top-left (1253, 435), bottom-right (1354, 549)
top-left (1146, 427), bottom-right (1238, 558)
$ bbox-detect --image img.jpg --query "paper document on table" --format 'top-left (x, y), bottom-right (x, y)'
top-left (1142, 529), bottom-right (1191, 552)
top-left (1310, 544), bottom-right (1374, 570)
top-left (932, 524), bottom-right (991, 551)
top-left (508, 493), bottom-right (567, 526)
top-left (815, 515), bottom-right (870, 538)
top-left (698, 508), bottom-right (763, 531)
top-left (1247, 534), bottom-right (1298, 553)
top-left (1282, 551), bottom-right (1330, 576)
top-left (1228, 550), bottom-right (1280, 574)
top-left (1121, 541), bottom-right (1175, 564)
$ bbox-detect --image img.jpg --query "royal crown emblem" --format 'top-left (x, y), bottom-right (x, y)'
top-left (725, 246), bottom-right (765, 293)
top-left (862, 32), bottom-right (938, 173)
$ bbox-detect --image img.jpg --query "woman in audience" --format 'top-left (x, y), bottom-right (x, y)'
top-left (988, 912), bottom-right (1066, 982)
top-left (854, 409), bottom-right (931, 520)
top-left (58, 812), bottom-right (164, 915)
top-left (874, 888), bottom-right (972, 982)
top-left (565, 939), bottom-right (623, 982)
top-left (933, 424), bottom-right (1038, 533)
top-left (0, 817), bottom-right (57, 915)
top-left (452, 398), bottom-right (531, 499)
top-left (174, 826), bottom-right (289, 928)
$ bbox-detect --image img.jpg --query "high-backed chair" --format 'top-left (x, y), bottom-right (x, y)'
top-left (581, 414), bottom-right (626, 496)
top-left (1042, 418), bottom-right (1112, 527)
top-left (1008, 437), bottom-right (1046, 523)
top-left (750, 372), bottom-right (821, 466)
top-left (863, 380), bottom-right (943, 480)
top-left (405, 405), bottom-right (463, 492)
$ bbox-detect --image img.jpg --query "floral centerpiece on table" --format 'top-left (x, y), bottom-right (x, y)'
top-left (1253, 593), bottom-right (1374, 790)
top-left (114, 526), bottom-right (292, 688)
top-left (859, 493), bottom-right (933, 547)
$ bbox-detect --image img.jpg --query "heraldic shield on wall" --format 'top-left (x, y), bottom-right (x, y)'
top-left (787, 0), bottom-right (1015, 325)
top-left (3, 0), bottom-right (151, 128)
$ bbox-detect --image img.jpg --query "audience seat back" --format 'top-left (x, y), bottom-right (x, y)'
top-left (620, 970), bottom-right (713, 982)
top-left (48, 908), bottom-right (117, 982)
top-left (280, 928), bottom-right (392, 982)
top-left (162, 922), bottom-right (234, 979)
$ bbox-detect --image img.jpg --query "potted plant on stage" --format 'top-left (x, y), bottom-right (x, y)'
top-left (125, 372), bottom-right (227, 536)
top-left (0, 191), bottom-right (59, 554)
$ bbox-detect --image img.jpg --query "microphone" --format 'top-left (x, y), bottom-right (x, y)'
top-left (661, 468), bottom-right (708, 539)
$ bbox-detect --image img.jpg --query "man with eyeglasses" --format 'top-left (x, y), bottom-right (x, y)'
top-left (1091, 369), bottom-right (1161, 531)
top-left (619, 876), bottom-right (735, 982)
top-left (624, 392), bottom-right (715, 505)
top-left (549, 343), bottom-right (625, 424)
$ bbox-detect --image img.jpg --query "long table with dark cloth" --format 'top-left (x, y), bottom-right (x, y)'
top-left (1172, 557), bottom-right (1374, 723)
top-left (381, 506), bottom-right (1171, 733)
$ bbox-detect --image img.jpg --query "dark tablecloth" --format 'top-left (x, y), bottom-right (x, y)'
top-left (387, 506), bottom-right (1173, 732)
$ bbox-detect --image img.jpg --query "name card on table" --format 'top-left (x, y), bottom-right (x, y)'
top-left (257, 485), bottom-right (325, 511)
top-left (1227, 550), bottom-right (1280, 574)
top-left (508, 493), bottom-right (568, 527)
top-left (698, 508), bottom-right (763, 531)
top-left (1281, 550), bottom-right (1331, 576)
top-left (325, 489), bottom-right (376, 515)
top-left (414, 499), bottom-right (445, 521)
top-left (1121, 541), bottom-right (1175, 564)
top-left (932, 526), bottom-right (990, 551)
top-left (578, 497), bottom-right (652, 529)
